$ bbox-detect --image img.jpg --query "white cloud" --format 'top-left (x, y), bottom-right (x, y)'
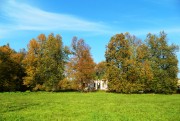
top-left (0, 0), bottom-right (180, 39)
top-left (0, 0), bottom-right (109, 35)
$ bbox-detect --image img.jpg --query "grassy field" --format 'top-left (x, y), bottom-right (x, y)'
top-left (0, 92), bottom-right (180, 121)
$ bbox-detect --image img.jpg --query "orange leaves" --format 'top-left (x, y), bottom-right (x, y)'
top-left (66, 37), bottom-right (95, 90)
top-left (0, 45), bottom-right (13, 56)
top-left (23, 66), bottom-right (36, 86)
top-left (28, 39), bottom-right (39, 54)
top-left (38, 34), bottom-right (46, 42)
top-left (0, 44), bottom-right (26, 91)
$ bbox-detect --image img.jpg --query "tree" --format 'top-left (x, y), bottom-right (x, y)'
top-left (67, 37), bottom-right (95, 91)
top-left (95, 61), bottom-right (107, 80)
top-left (146, 32), bottom-right (178, 93)
top-left (23, 33), bottom-right (68, 91)
top-left (105, 32), bottom-right (178, 94)
top-left (23, 38), bottom-right (40, 90)
top-left (0, 45), bottom-right (26, 91)
top-left (136, 44), bottom-right (153, 92)
top-left (39, 33), bottom-right (67, 91)
top-left (105, 33), bottom-right (154, 93)
top-left (105, 33), bottom-right (132, 93)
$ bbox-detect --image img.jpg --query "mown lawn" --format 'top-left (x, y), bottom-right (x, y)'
top-left (0, 92), bottom-right (180, 121)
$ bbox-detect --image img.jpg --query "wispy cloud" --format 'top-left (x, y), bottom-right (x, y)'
top-left (0, 0), bottom-right (180, 39)
top-left (0, 0), bottom-right (109, 37)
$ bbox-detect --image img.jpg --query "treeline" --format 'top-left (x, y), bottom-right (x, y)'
top-left (0, 32), bottom-right (178, 93)
top-left (106, 32), bottom-right (178, 93)
top-left (0, 34), bottom-right (95, 92)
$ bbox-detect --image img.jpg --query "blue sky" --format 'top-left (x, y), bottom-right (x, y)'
top-left (0, 0), bottom-right (180, 76)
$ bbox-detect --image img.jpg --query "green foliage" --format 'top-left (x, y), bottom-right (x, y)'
top-left (23, 33), bottom-right (68, 91)
top-left (106, 32), bottom-right (178, 94)
top-left (145, 32), bottom-right (178, 93)
top-left (0, 31), bottom-right (178, 93)
top-left (95, 61), bottom-right (107, 80)
top-left (38, 34), bottom-right (66, 91)
top-left (105, 33), bottom-right (143, 93)
top-left (0, 92), bottom-right (180, 121)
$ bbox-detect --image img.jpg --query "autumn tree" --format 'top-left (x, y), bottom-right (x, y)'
top-left (106, 32), bottom-right (178, 94)
top-left (136, 43), bottom-right (153, 92)
top-left (39, 33), bottom-right (67, 91)
top-left (95, 61), bottom-right (107, 80)
top-left (23, 38), bottom-right (40, 91)
top-left (145, 32), bottom-right (178, 93)
top-left (0, 44), bottom-right (26, 91)
top-left (66, 37), bottom-right (95, 91)
top-left (105, 33), bottom-right (132, 93)
top-left (126, 33), bottom-right (154, 92)
top-left (23, 33), bottom-right (68, 91)
top-left (105, 33), bottom-right (154, 93)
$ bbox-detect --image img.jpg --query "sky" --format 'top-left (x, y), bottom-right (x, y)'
top-left (0, 0), bottom-right (180, 75)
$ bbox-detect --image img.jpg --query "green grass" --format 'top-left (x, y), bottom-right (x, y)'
top-left (0, 92), bottom-right (180, 121)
